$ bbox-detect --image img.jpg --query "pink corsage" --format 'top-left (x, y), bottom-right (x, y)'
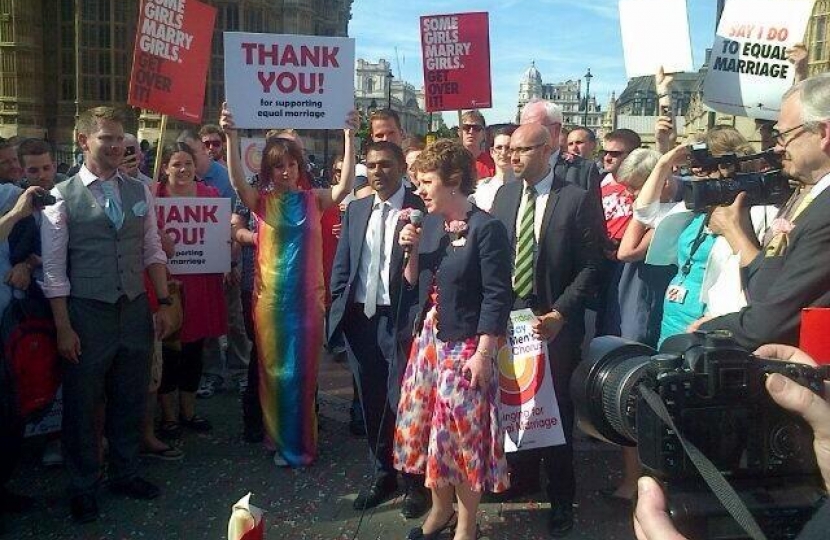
top-left (398, 207), bottom-right (415, 223)
top-left (771, 217), bottom-right (794, 236)
top-left (445, 220), bottom-right (468, 247)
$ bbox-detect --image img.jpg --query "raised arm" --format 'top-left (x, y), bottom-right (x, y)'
top-left (654, 66), bottom-right (676, 155)
top-left (315, 110), bottom-right (359, 211)
top-left (635, 145), bottom-right (688, 210)
top-left (220, 102), bottom-right (260, 211)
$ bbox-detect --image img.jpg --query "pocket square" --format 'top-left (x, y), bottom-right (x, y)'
top-left (132, 201), bottom-right (149, 217)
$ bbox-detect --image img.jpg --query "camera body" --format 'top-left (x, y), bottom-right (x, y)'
top-left (33, 191), bottom-right (57, 208)
top-left (682, 143), bottom-right (792, 212)
top-left (637, 332), bottom-right (824, 481)
top-left (571, 332), bottom-right (829, 539)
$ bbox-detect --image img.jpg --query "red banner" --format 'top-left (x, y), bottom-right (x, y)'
top-left (420, 12), bottom-right (492, 113)
top-left (128, 0), bottom-right (216, 123)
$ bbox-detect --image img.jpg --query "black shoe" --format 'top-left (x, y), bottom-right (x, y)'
top-left (406, 511), bottom-right (457, 539)
top-left (70, 494), bottom-right (99, 524)
top-left (0, 488), bottom-right (35, 513)
top-left (108, 477), bottom-right (160, 500)
top-left (547, 504), bottom-right (574, 538)
top-left (353, 475), bottom-right (398, 511)
top-left (401, 482), bottom-right (430, 519)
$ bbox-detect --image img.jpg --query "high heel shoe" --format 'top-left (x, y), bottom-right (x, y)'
top-left (405, 511), bottom-right (457, 539)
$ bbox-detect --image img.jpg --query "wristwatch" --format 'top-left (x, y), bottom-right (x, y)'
top-left (157, 296), bottom-right (174, 306)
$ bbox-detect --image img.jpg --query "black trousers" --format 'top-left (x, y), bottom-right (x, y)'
top-left (159, 339), bottom-right (205, 394)
top-left (343, 304), bottom-right (399, 475)
top-left (240, 290), bottom-right (262, 432)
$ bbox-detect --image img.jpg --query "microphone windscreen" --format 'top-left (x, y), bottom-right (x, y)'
top-left (409, 209), bottom-right (424, 226)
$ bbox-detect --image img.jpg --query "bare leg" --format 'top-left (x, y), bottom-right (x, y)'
top-left (159, 392), bottom-right (178, 424)
top-left (453, 482), bottom-right (480, 540)
top-left (420, 484), bottom-right (455, 534)
top-left (179, 391), bottom-right (196, 420)
top-left (613, 446), bottom-right (641, 500)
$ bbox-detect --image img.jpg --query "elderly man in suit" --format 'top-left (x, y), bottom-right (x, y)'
top-left (41, 107), bottom-right (174, 523)
top-left (328, 140), bottom-right (429, 518)
top-left (490, 123), bottom-right (603, 538)
top-left (693, 73), bottom-right (830, 346)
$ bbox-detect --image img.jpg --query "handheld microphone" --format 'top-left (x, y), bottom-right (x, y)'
top-left (402, 209), bottom-right (423, 266)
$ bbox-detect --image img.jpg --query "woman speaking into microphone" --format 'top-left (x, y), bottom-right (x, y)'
top-left (395, 139), bottom-right (513, 540)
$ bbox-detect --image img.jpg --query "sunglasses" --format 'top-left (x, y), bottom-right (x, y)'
top-left (461, 124), bottom-right (484, 133)
top-left (203, 140), bottom-right (223, 148)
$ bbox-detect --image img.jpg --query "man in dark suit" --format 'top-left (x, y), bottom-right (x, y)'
top-left (329, 141), bottom-right (428, 518)
top-left (490, 123), bottom-right (602, 538)
top-left (694, 73), bottom-right (830, 347)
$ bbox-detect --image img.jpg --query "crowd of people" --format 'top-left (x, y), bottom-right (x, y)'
top-left (1, 53), bottom-right (829, 540)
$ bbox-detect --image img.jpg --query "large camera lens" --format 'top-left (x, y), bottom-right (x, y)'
top-left (571, 336), bottom-right (656, 446)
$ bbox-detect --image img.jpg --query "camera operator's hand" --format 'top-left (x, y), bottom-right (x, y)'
top-left (755, 344), bottom-right (817, 366)
top-left (11, 186), bottom-right (45, 219)
top-left (634, 477), bottom-right (690, 540)
top-left (707, 192), bottom-right (761, 267)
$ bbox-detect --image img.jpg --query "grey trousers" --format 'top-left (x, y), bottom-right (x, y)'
top-left (203, 278), bottom-right (251, 374)
top-left (61, 295), bottom-right (152, 496)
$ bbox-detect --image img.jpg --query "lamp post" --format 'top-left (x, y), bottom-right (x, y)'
top-left (582, 68), bottom-right (593, 127)
top-left (386, 71), bottom-right (394, 109)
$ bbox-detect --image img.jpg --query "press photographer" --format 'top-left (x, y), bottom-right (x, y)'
top-left (628, 342), bottom-right (830, 540)
top-left (692, 73), bottom-right (830, 348)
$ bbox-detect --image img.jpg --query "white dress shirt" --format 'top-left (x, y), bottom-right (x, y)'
top-left (354, 183), bottom-right (406, 306)
top-left (40, 165), bottom-right (167, 299)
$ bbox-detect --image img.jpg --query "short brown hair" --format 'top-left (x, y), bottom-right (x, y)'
top-left (369, 109), bottom-right (402, 132)
top-left (604, 129), bottom-right (641, 152)
top-left (403, 136), bottom-right (426, 154)
top-left (413, 139), bottom-right (475, 196)
top-left (76, 106), bottom-right (126, 136)
top-left (260, 138), bottom-right (305, 184)
top-left (198, 124), bottom-right (225, 141)
top-left (365, 140), bottom-right (405, 168)
top-left (17, 138), bottom-right (54, 161)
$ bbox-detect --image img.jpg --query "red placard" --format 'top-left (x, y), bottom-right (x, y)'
top-left (128, 0), bottom-right (217, 123)
top-left (799, 308), bottom-right (830, 365)
top-left (420, 12), bottom-right (491, 113)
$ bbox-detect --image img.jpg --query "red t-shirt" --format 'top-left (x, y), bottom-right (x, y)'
top-left (475, 151), bottom-right (496, 180)
top-left (601, 175), bottom-right (634, 241)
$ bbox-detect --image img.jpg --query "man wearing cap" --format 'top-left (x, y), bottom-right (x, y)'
top-left (329, 141), bottom-right (428, 519)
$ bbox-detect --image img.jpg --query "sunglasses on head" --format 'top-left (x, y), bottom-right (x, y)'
top-left (203, 140), bottom-right (223, 148)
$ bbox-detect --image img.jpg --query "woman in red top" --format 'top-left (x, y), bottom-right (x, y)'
top-left (156, 143), bottom-right (228, 437)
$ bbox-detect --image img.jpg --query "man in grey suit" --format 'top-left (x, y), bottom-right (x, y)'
top-left (41, 107), bottom-right (174, 523)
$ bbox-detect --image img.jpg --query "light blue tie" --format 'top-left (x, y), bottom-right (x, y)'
top-left (100, 181), bottom-right (124, 229)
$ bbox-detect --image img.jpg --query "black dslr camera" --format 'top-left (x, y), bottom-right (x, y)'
top-left (19, 179), bottom-right (57, 208)
top-left (682, 143), bottom-right (792, 212)
top-left (571, 331), bottom-right (829, 540)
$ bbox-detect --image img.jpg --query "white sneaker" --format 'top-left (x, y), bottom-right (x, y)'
top-left (273, 453), bottom-right (289, 467)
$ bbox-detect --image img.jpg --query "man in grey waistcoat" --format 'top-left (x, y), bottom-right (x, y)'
top-left (41, 107), bottom-right (174, 523)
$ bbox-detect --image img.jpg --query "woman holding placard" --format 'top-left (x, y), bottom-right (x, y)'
top-left (155, 143), bottom-right (228, 439)
top-left (395, 139), bottom-right (512, 540)
top-left (220, 103), bottom-right (356, 467)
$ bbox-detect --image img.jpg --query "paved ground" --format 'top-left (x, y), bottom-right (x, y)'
top-left (5, 354), bottom-right (636, 540)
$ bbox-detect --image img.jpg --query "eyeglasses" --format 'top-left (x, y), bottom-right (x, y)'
top-left (510, 144), bottom-right (545, 155)
top-left (203, 140), bottom-right (223, 148)
top-left (461, 124), bottom-right (484, 133)
top-left (492, 145), bottom-right (511, 153)
top-left (771, 123), bottom-right (806, 147)
top-left (603, 150), bottom-right (627, 158)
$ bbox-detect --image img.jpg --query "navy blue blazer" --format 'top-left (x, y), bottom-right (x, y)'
top-left (327, 188), bottom-right (426, 344)
top-left (411, 206), bottom-right (513, 342)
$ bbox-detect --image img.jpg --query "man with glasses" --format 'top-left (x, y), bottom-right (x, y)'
top-left (199, 125), bottom-right (227, 166)
top-left (694, 73), bottom-right (830, 348)
top-left (459, 109), bottom-right (495, 180)
top-left (490, 123), bottom-right (602, 538)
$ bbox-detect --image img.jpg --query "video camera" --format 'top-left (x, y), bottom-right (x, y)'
top-left (681, 143), bottom-right (792, 212)
top-left (571, 331), bottom-right (829, 539)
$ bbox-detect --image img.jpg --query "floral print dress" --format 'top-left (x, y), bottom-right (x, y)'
top-left (394, 283), bottom-right (510, 493)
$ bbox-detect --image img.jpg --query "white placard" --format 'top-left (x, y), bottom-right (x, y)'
top-left (155, 197), bottom-right (232, 275)
top-left (223, 32), bottom-right (356, 129)
top-left (702, 0), bottom-right (814, 120)
top-left (240, 137), bottom-right (265, 181)
top-left (498, 309), bottom-right (566, 452)
top-left (619, 0), bottom-right (694, 78)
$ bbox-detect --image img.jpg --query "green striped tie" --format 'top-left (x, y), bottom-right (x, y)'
top-left (514, 185), bottom-right (536, 298)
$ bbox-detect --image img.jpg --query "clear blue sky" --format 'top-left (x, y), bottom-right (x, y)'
top-left (350, 0), bottom-right (718, 125)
